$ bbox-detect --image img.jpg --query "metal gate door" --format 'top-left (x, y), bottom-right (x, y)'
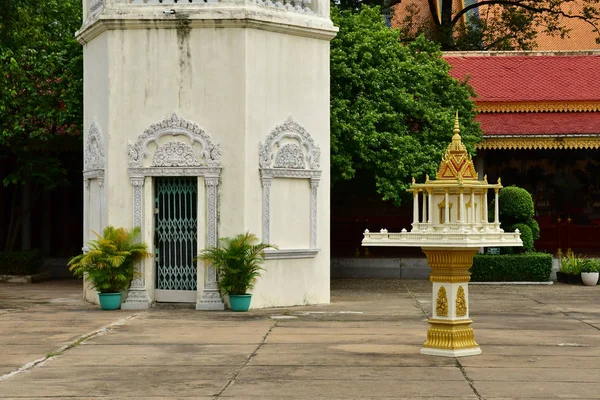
top-left (154, 177), bottom-right (198, 303)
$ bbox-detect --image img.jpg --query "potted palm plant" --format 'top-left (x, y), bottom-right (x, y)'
top-left (197, 232), bottom-right (275, 312)
top-left (581, 259), bottom-right (600, 286)
top-left (68, 226), bottom-right (151, 310)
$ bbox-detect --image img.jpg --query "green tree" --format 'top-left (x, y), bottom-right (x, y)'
top-left (0, 0), bottom-right (83, 250)
top-left (395, 0), bottom-right (600, 51)
top-left (331, 6), bottom-right (482, 205)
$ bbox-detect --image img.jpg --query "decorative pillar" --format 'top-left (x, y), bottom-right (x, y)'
top-left (444, 190), bottom-right (450, 224)
top-left (427, 189), bottom-right (432, 224)
top-left (97, 177), bottom-right (104, 229)
top-left (310, 177), bottom-right (320, 249)
top-left (421, 190), bottom-right (427, 225)
top-left (122, 177), bottom-right (151, 310)
top-left (494, 188), bottom-right (499, 226)
top-left (83, 178), bottom-right (90, 244)
top-left (421, 248), bottom-right (481, 357)
top-left (197, 176), bottom-right (226, 310)
top-left (484, 190), bottom-right (489, 228)
top-left (470, 190), bottom-right (475, 226)
top-left (261, 176), bottom-right (272, 244)
top-left (458, 189), bottom-right (464, 224)
top-left (412, 190), bottom-right (419, 227)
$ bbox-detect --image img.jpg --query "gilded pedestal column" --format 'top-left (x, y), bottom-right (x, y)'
top-left (421, 248), bottom-right (481, 357)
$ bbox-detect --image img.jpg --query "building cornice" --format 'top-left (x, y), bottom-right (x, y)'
top-left (478, 135), bottom-right (600, 150)
top-left (76, 7), bottom-right (337, 44)
top-left (477, 101), bottom-right (600, 113)
top-left (444, 50), bottom-right (600, 57)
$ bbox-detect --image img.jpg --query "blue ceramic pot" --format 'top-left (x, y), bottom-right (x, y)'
top-left (98, 292), bottom-right (122, 310)
top-left (229, 294), bottom-right (252, 312)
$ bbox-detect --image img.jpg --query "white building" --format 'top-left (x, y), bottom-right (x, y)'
top-left (77, 0), bottom-right (337, 309)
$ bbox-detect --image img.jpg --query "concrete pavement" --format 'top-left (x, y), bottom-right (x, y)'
top-left (1, 279), bottom-right (599, 399)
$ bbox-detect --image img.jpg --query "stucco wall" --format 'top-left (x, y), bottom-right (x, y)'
top-left (83, 32), bottom-right (109, 304)
top-left (81, 18), bottom-right (332, 307)
top-left (242, 29), bottom-right (331, 307)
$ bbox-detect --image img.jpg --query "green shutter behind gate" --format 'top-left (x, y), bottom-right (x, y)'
top-left (155, 177), bottom-right (198, 291)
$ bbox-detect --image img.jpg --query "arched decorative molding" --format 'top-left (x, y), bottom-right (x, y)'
top-left (259, 117), bottom-right (321, 259)
top-left (273, 143), bottom-right (306, 169)
top-left (83, 121), bottom-right (106, 245)
top-left (152, 141), bottom-right (201, 167)
top-left (84, 121), bottom-right (105, 172)
top-left (259, 116), bottom-right (320, 170)
top-left (128, 112), bottom-right (221, 168)
top-left (123, 113), bottom-right (224, 311)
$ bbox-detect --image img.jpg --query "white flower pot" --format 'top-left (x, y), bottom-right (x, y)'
top-left (581, 272), bottom-right (599, 286)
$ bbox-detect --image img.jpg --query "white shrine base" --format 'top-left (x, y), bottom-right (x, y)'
top-left (421, 347), bottom-right (482, 357)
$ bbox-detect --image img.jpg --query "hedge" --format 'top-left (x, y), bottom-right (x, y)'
top-left (0, 250), bottom-right (43, 275)
top-left (471, 253), bottom-right (553, 282)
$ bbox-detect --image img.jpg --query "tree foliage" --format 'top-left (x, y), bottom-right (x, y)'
top-left (331, 6), bottom-right (482, 205)
top-left (0, 0), bottom-right (82, 250)
top-left (394, 0), bottom-right (600, 51)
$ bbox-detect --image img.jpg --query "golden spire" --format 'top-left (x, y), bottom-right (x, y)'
top-left (435, 112), bottom-right (478, 180)
top-left (452, 111), bottom-right (461, 143)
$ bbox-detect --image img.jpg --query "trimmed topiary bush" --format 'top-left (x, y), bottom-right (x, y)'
top-left (512, 223), bottom-right (533, 252)
top-left (498, 186), bottom-right (534, 225)
top-left (490, 185), bottom-right (537, 253)
top-left (525, 218), bottom-right (540, 241)
top-left (471, 253), bottom-right (552, 282)
top-left (0, 250), bottom-right (43, 275)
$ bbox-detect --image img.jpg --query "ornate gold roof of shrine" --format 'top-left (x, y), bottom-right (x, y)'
top-left (436, 114), bottom-right (478, 180)
top-left (410, 115), bottom-right (502, 192)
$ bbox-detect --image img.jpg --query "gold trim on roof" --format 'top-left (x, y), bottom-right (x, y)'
top-left (477, 136), bottom-right (600, 150)
top-left (436, 113), bottom-right (478, 180)
top-left (477, 101), bottom-right (600, 113)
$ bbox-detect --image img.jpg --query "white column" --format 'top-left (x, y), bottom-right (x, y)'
top-left (445, 190), bottom-right (450, 224)
top-left (484, 190), bottom-right (489, 226)
top-left (122, 177), bottom-right (151, 310)
top-left (470, 190), bottom-right (475, 225)
top-left (83, 179), bottom-right (90, 245)
top-left (310, 177), bottom-right (319, 249)
top-left (261, 176), bottom-right (272, 244)
top-left (427, 189), bottom-right (433, 224)
top-left (413, 190), bottom-right (419, 226)
top-left (97, 177), bottom-right (104, 230)
top-left (197, 175), bottom-right (226, 310)
top-left (422, 190), bottom-right (427, 224)
top-left (494, 188), bottom-right (499, 225)
top-left (459, 189), bottom-right (464, 224)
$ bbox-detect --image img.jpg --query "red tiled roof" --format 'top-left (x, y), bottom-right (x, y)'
top-left (445, 55), bottom-right (600, 103)
top-left (477, 112), bottom-right (600, 136)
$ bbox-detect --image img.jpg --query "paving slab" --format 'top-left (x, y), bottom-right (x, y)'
top-left (221, 379), bottom-right (476, 398)
top-left (476, 381), bottom-right (600, 399)
top-left (1, 279), bottom-right (600, 399)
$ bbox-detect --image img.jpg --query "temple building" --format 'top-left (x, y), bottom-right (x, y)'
top-left (332, 2), bottom-right (600, 276)
top-left (446, 51), bottom-right (600, 256)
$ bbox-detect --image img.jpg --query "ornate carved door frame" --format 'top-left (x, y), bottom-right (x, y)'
top-left (122, 113), bottom-right (225, 310)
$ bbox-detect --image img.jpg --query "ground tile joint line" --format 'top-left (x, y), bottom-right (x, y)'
top-left (0, 313), bottom-right (141, 383)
